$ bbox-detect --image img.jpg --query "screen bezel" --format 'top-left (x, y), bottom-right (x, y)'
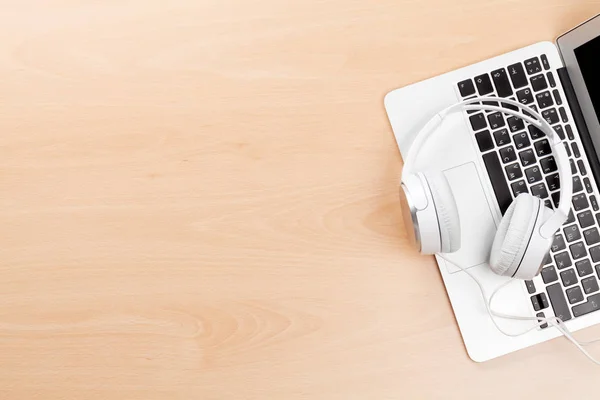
top-left (557, 14), bottom-right (600, 146)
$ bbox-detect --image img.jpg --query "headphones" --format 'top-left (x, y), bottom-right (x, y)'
top-left (400, 96), bottom-right (572, 280)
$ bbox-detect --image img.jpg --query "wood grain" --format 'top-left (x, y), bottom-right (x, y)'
top-left (0, 1), bottom-right (599, 398)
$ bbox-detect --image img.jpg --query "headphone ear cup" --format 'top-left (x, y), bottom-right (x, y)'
top-left (490, 194), bottom-right (543, 278)
top-left (422, 172), bottom-right (461, 253)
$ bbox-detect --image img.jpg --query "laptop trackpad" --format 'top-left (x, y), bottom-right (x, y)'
top-left (442, 162), bottom-right (497, 273)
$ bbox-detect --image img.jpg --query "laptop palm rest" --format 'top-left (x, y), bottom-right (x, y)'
top-left (442, 162), bottom-right (497, 273)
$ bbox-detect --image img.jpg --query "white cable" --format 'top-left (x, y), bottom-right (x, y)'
top-left (437, 253), bottom-right (600, 365)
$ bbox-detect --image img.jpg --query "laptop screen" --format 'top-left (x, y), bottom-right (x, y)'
top-left (575, 36), bottom-right (600, 125)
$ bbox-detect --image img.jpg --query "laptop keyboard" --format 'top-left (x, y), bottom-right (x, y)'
top-left (457, 54), bottom-right (600, 326)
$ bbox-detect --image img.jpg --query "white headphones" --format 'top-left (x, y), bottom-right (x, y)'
top-left (400, 96), bottom-right (572, 280)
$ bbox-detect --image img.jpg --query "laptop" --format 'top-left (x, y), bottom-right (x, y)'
top-left (384, 14), bottom-right (600, 362)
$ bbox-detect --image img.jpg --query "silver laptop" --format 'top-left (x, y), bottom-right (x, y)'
top-left (385, 14), bottom-right (600, 362)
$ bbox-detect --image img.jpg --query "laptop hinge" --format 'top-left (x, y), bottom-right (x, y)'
top-left (557, 67), bottom-right (600, 188)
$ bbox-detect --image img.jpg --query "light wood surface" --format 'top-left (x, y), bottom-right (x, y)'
top-left (1, 1), bottom-right (600, 398)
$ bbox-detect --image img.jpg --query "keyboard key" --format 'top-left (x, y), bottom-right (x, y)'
top-left (524, 166), bottom-right (542, 184)
top-left (537, 312), bottom-right (548, 329)
top-left (584, 178), bottom-right (593, 194)
top-left (553, 125), bottom-right (565, 140)
top-left (570, 159), bottom-right (577, 174)
top-left (578, 210), bottom-right (595, 228)
top-left (583, 276), bottom-right (600, 294)
top-left (516, 88), bottom-right (534, 104)
top-left (573, 193), bottom-right (589, 211)
top-left (487, 112), bottom-right (505, 130)
top-left (501, 101), bottom-right (518, 112)
top-left (590, 245), bottom-right (600, 262)
top-left (572, 293), bottom-right (600, 317)
top-left (507, 116), bottom-right (525, 133)
top-left (546, 173), bottom-right (560, 191)
top-left (551, 234), bottom-right (566, 252)
top-left (528, 124), bottom-right (544, 140)
top-left (567, 286), bottom-right (584, 304)
top-left (525, 57), bottom-right (542, 75)
top-left (592, 196), bottom-right (599, 211)
top-left (525, 280), bottom-right (536, 294)
top-left (543, 252), bottom-right (553, 265)
top-left (554, 251), bottom-right (572, 269)
top-left (508, 63), bottom-right (528, 88)
top-left (465, 96), bottom-right (478, 114)
top-left (545, 199), bottom-right (553, 209)
top-left (560, 268), bottom-right (578, 286)
top-left (531, 182), bottom-right (549, 199)
top-left (573, 176), bottom-right (583, 193)
top-left (505, 163), bottom-right (522, 181)
top-left (566, 124), bottom-right (574, 140)
top-left (534, 139), bottom-right (550, 157)
top-left (513, 132), bottom-right (530, 150)
top-left (518, 150), bottom-right (535, 168)
top-left (536, 91), bottom-right (554, 109)
top-left (553, 89), bottom-right (562, 105)
top-left (578, 160), bottom-right (587, 176)
top-left (531, 293), bottom-right (549, 311)
top-left (474, 74), bottom-right (494, 95)
top-left (565, 143), bottom-right (572, 157)
top-left (469, 113), bottom-right (487, 131)
top-left (511, 180), bottom-right (528, 196)
top-left (493, 129), bottom-right (511, 146)
top-left (552, 192), bottom-right (560, 208)
top-left (542, 265), bottom-right (559, 283)
top-left (548, 71), bottom-right (557, 88)
top-left (547, 283), bottom-right (572, 321)
top-left (531, 74), bottom-right (548, 91)
top-left (572, 142), bottom-right (581, 158)
top-left (584, 227), bottom-right (600, 245)
top-left (576, 259), bottom-right (594, 277)
top-left (570, 242), bottom-right (587, 260)
top-left (564, 225), bottom-right (581, 243)
top-left (482, 152), bottom-right (512, 214)
top-left (596, 264), bottom-right (600, 279)
top-left (541, 54), bottom-right (550, 70)
top-left (542, 108), bottom-right (559, 124)
top-left (559, 107), bottom-right (568, 123)
top-left (540, 156), bottom-right (557, 173)
top-left (567, 210), bottom-right (575, 224)
top-left (475, 130), bottom-right (494, 152)
top-left (491, 68), bottom-right (513, 97)
top-left (499, 146), bottom-right (517, 163)
top-left (458, 79), bottom-right (476, 97)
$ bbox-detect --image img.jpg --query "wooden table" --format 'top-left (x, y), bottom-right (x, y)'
top-left (1, 1), bottom-right (600, 398)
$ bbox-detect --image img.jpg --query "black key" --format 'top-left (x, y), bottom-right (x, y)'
top-left (543, 252), bottom-right (553, 265)
top-left (469, 113), bottom-right (487, 131)
top-left (554, 251), bottom-right (572, 269)
top-left (482, 152), bottom-right (512, 214)
top-left (491, 68), bottom-right (513, 97)
top-left (570, 159), bottom-right (577, 175)
top-left (531, 293), bottom-right (549, 311)
top-left (482, 100), bottom-right (499, 108)
top-left (553, 89), bottom-right (562, 105)
top-left (578, 210), bottom-right (595, 228)
top-left (576, 259), bottom-right (594, 277)
top-left (542, 265), bottom-right (559, 283)
top-left (592, 195), bottom-right (599, 211)
top-left (540, 156), bottom-right (557, 173)
top-left (590, 245), bottom-right (600, 262)
top-left (525, 57), bottom-right (542, 75)
top-left (552, 191), bottom-right (560, 208)
top-left (584, 227), bottom-right (600, 245)
top-left (531, 74), bottom-right (548, 91)
top-left (567, 210), bottom-right (576, 224)
top-left (516, 88), bottom-right (534, 104)
top-left (560, 268), bottom-right (578, 286)
top-left (465, 96), bottom-right (479, 114)
top-left (528, 124), bottom-right (544, 140)
top-left (541, 54), bottom-right (550, 70)
top-left (596, 263), bottom-right (600, 279)
top-left (505, 163), bottom-right (522, 181)
top-left (578, 160), bottom-right (587, 176)
top-left (566, 124), bottom-right (575, 140)
top-left (493, 129), bottom-right (511, 146)
top-left (536, 312), bottom-right (548, 329)
top-left (475, 130), bottom-right (494, 152)
top-left (584, 178), bottom-right (593, 194)
top-left (507, 116), bottom-right (525, 133)
top-left (573, 193), bottom-right (589, 211)
top-left (582, 276), bottom-right (600, 294)
top-left (511, 180), bottom-right (528, 197)
top-left (474, 74), bottom-right (494, 95)
top-left (572, 142), bottom-right (581, 158)
top-left (513, 132), bottom-right (530, 150)
top-left (525, 280), bottom-right (536, 294)
top-left (507, 63), bottom-right (528, 89)
top-left (534, 139), bottom-right (551, 157)
top-left (554, 125), bottom-right (565, 140)
top-left (458, 79), bottom-right (476, 97)
top-left (531, 182), bottom-right (549, 199)
top-left (548, 71), bottom-right (557, 88)
top-left (525, 166), bottom-right (542, 184)
top-left (536, 91), bottom-right (554, 109)
top-left (542, 108), bottom-right (559, 125)
top-left (547, 283), bottom-right (572, 321)
top-left (573, 176), bottom-right (583, 193)
top-left (565, 142), bottom-right (572, 157)
top-left (567, 286), bottom-right (584, 304)
top-left (499, 146), bottom-right (517, 163)
top-left (564, 224), bottom-right (582, 243)
top-left (572, 293), bottom-right (600, 317)
top-left (501, 101), bottom-right (518, 112)
top-left (545, 199), bottom-right (553, 209)
top-left (487, 112), bottom-right (505, 130)
top-left (559, 107), bottom-right (568, 123)
top-left (546, 173), bottom-right (560, 191)
top-left (570, 241), bottom-right (587, 260)
top-left (551, 234), bottom-right (566, 252)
